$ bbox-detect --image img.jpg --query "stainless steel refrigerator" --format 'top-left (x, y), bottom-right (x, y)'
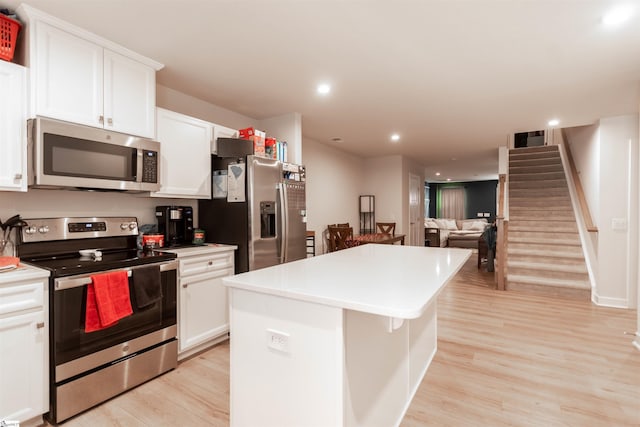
top-left (199, 150), bottom-right (307, 274)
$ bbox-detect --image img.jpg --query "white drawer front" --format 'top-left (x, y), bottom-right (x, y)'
top-left (182, 267), bottom-right (235, 286)
top-left (180, 251), bottom-right (234, 277)
top-left (0, 281), bottom-right (45, 316)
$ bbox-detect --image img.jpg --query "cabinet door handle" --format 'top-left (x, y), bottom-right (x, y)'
top-left (99, 115), bottom-right (104, 124)
top-left (14, 173), bottom-right (22, 180)
top-left (182, 284), bottom-right (188, 288)
top-left (36, 322), bottom-right (45, 329)
top-left (107, 118), bottom-right (113, 126)
top-left (208, 261), bottom-right (213, 266)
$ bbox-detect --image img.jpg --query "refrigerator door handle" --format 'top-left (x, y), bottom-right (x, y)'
top-left (277, 182), bottom-right (287, 263)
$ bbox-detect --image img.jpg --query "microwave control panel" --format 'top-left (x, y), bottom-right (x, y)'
top-left (142, 150), bottom-right (158, 183)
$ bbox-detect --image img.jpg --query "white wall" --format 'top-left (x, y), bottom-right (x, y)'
top-left (565, 123), bottom-right (600, 225)
top-left (363, 156), bottom-right (404, 231)
top-left (257, 113), bottom-right (302, 165)
top-left (637, 101), bottom-right (640, 348)
top-left (593, 115), bottom-right (639, 308)
top-left (302, 138), bottom-right (365, 254)
top-left (156, 84), bottom-right (254, 130)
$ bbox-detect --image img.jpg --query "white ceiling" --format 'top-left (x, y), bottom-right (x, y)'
top-left (5, 0), bottom-right (640, 182)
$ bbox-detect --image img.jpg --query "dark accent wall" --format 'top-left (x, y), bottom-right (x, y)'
top-left (428, 185), bottom-right (437, 218)
top-left (427, 180), bottom-right (498, 221)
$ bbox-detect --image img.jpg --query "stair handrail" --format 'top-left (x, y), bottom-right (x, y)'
top-left (559, 129), bottom-right (598, 232)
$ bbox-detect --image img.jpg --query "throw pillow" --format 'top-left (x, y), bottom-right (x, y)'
top-left (461, 221), bottom-right (475, 230)
top-left (445, 219), bottom-right (458, 230)
top-left (472, 220), bottom-right (488, 231)
top-left (434, 219), bottom-right (448, 229)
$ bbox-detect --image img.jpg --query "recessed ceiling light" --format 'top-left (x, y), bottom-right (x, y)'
top-left (317, 83), bottom-right (331, 95)
top-left (446, 178), bottom-right (452, 182)
top-left (451, 157), bottom-right (457, 161)
top-left (435, 172), bottom-right (441, 176)
top-left (390, 133), bottom-right (400, 142)
top-left (602, 5), bottom-right (633, 27)
top-left (548, 119), bottom-right (560, 126)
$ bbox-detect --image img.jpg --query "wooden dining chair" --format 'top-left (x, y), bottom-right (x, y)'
top-left (328, 226), bottom-right (353, 252)
top-left (376, 222), bottom-right (396, 235)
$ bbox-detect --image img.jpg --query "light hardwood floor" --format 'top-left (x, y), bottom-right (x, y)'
top-left (56, 258), bottom-right (639, 426)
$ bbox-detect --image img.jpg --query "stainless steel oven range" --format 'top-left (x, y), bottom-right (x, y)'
top-left (17, 217), bottom-right (178, 424)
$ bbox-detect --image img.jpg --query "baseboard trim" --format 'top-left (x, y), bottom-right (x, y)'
top-left (591, 292), bottom-right (629, 308)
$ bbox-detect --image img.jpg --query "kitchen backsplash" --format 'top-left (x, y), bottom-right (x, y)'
top-left (0, 189), bottom-right (197, 254)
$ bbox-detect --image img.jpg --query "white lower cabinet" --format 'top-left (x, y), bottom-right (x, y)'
top-left (164, 245), bottom-right (236, 360)
top-left (0, 268), bottom-right (49, 425)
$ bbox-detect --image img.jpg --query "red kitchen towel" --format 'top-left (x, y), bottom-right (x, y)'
top-left (85, 271), bottom-right (133, 333)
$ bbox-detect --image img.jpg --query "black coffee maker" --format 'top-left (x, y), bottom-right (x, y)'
top-left (156, 206), bottom-right (194, 247)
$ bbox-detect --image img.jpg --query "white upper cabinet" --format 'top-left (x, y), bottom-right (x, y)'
top-left (152, 108), bottom-right (212, 199)
top-left (211, 124), bottom-right (238, 154)
top-left (19, 4), bottom-right (162, 138)
top-left (103, 49), bottom-right (156, 137)
top-left (33, 22), bottom-right (104, 129)
top-left (0, 61), bottom-right (27, 192)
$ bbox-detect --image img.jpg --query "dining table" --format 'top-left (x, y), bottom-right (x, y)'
top-left (351, 232), bottom-right (406, 246)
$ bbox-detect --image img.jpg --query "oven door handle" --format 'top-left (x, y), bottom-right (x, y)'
top-left (54, 260), bottom-right (178, 291)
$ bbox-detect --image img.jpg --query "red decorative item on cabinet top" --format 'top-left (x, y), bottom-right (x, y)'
top-left (0, 14), bottom-right (21, 62)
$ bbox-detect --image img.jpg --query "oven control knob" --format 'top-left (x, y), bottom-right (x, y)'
top-left (120, 223), bottom-right (128, 230)
top-left (25, 226), bottom-right (37, 235)
top-left (128, 223), bottom-right (137, 231)
top-left (38, 226), bottom-right (49, 234)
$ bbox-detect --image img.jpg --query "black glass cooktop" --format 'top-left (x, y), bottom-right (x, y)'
top-left (21, 249), bottom-right (177, 278)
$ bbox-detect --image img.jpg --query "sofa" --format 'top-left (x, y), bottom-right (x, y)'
top-left (424, 218), bottom-right (489, 248)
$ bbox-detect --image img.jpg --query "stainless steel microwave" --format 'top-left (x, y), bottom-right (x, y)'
top-left (28, 117), bottom-right (161, 192)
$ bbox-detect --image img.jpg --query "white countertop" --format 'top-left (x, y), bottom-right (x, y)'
top-left (162, 243), bottom-right (237, 257)
top-left (0, 263), bottom-right (50, 284)
top-left (223, 244), bottom-right (471, 319)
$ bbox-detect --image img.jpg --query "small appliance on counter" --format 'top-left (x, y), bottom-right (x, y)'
top-left (155, 206), bottom-right (194, 247)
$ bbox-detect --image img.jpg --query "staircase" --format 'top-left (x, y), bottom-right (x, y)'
top-left (507, 145), bottom-right (591, 300)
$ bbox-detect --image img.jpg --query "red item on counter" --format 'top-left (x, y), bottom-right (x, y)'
top-left (85, 271), bottom-right (133, 333)
top-left (0, 256), bottom-right (19, 269)
top-left (142, 234), bottom-right (164, 248)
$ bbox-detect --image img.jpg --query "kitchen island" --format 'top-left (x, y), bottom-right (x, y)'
top-left (223, 244), bottom-right (471, 427)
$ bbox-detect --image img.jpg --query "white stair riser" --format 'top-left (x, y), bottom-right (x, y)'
top-left (507, 267), bottom-right (588, 282)
top-left (505, 282), bottom-right (591, 300)
top-left (508, 254), bottom-right (585, 266)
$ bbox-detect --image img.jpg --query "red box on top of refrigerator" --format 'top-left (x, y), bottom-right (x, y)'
top-left (239, 127), bottom-right (266, 156)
